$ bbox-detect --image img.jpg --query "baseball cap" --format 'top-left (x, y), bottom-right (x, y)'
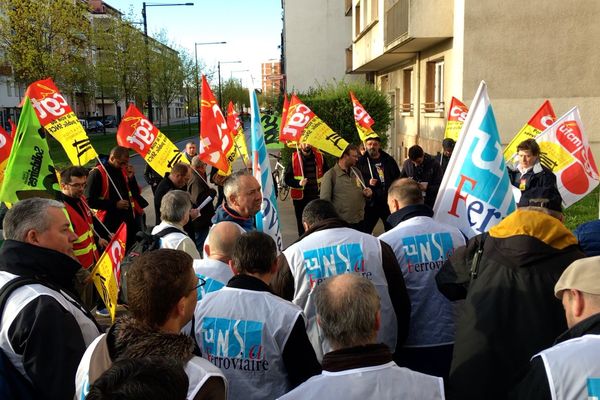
top-left (554, 256), bottom-right (600, 298)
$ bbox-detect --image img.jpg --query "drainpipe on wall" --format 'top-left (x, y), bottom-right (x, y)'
top-left (415, 51), bottom-right (421, 144)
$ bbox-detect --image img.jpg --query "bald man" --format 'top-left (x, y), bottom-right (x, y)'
top-left (192, 222), bottom-right (242, 301)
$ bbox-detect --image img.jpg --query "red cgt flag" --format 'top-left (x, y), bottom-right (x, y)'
top-left (199, 75), bottom-right (234, 173)
top-left (279, 92), bottom-right (289, 142)
top-left (226, 101), bottom-right (242, 137)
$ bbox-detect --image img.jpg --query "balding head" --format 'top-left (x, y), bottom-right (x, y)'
top-left (205, 222), bottom-right (243, 262)
top-left (387, 178), bottom-right (423, 213)
top-left (314, 274), bottom-right (380, 350)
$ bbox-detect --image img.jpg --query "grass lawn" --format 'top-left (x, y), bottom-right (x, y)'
top-left (563, 186), bottom-right (599, 230)
top-left (49, 123), bottom-right (199, 169)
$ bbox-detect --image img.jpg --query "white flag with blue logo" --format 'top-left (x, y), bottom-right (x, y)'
top-left (250, 90), bottom-right (283, 251)
top-left (433, 81), bottom-right (516, 238)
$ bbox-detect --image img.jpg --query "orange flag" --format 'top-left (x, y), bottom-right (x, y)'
top-left (443, 97), bottom-right (469, 141)
top-left (350, 91), bottom-right (379, 141)
top-left (279, 93), bottom-right (289, 142)
top-left (503, 100), bottom-right (556, 162)
top-left (199, 75), bottom-right (234, 173)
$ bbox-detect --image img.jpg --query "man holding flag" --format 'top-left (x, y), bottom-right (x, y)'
top-left (357, 136), bottom-right (400, 233)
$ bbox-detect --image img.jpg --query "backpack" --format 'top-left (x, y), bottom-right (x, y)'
top-left (0, 277), bottom-right (38, 400)
top-left (119, 227), bottom-right (185, 303)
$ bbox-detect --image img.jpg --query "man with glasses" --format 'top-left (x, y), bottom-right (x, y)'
top-left (75, 249), bottom-right (226, 400)
top-left (320, 144), bottom-right (372, 232)
top-left (85, 146), bottom-right (147, 251)
top-left (59, 166), bottom-right (109, 309)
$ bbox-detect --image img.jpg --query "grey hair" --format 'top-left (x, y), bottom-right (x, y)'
top-left (190, 156), bottom-right (206, 169)
top-left (160, 190), bottom-right (191, 224)
top-left (313, 274), bottom-right (381, 349)
top-left (3, 198), bottom-right (65, 241)
top-left (223, 170), bottom-right (252, 200)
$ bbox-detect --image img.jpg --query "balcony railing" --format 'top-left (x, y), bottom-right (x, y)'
top-left (384, 0), bottom-right (408, 46)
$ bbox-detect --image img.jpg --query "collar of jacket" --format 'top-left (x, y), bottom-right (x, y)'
top-left (387, 204), bottom-right (434, 227)
top-left (227, 274), bottom-right (272, 293)
top-left (555, 312), bottom-right (600, 344)
top-left (108, 316), bottom-right (195, 363)
top-left (0, 240), bottom-right (82, 293)
top-left (293, 217), bottom-right (349, 245)
top-left (322, 343), bottom-right (392, 372)
top-left (510, 159), bottom-right (544, 175)
top-left (213, 202), bottom-right (254, 230)
top-left (489, 209), bottom-right (577, 250)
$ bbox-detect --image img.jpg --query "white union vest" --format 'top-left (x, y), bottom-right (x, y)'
top-left (0, 271), bottom-right (100, 381)
top-left (283, 227), bottom-right (397, 360)
top-left (75, 333), bottom-right (226, 400)
top-left (192, 259), bottom-right (233, 301)
top-left (536, 334), bottom-right (600, 400)
top-left (278, 361), bottom-right (445, 400)
top-left (194, 287), bottom-right (302, 400)
top-left (379, 216), bottom-right (466, 347)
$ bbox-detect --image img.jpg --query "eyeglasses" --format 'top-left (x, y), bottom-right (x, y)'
top-left (189, 276), bottom-right (206, 294)
top-left (67, 182), bottom-right (86, 189)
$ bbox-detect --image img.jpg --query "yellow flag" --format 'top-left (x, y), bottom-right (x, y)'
top-left (91, 223), bottom-right (127, 322)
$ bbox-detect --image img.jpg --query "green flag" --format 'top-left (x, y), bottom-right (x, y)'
top-left (0, 97), bottom-right (59, 203)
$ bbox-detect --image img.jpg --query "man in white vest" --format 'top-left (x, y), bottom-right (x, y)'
top-left (192, 221), bottom-right (241, 300)
top-left (379, 178), bottom-right (465, 379)
top-left (0, 198), bottom-right (101, 399)
top-left (75, 249), bottom-right (227, 400)
top-left (272, 199), bottom-right (411, 361)
top-left (510, 256), bottom-right (600, 399)
top-left (279, 274), bottom-right (445, 399)
top-left (194, 231), bottom-right (321, 399)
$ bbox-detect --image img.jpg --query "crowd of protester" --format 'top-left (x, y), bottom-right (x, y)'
top-left (2, 137), bottom-right (600, 400)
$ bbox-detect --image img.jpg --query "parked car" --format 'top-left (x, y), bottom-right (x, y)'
top-left (103, 115), bottom-right (117, 128)
top-left (86, 120), bottom-right (105, 134)
top-left (78, 119), bottom-right (89, 130)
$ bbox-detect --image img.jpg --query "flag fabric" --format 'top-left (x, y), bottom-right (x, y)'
top-left (0, 125), bottom-right (13, 188)
top-left (250, 90), bottom-right (282, 251)
top-left (0, 97), bottom-right (59, 203)
top-left (350, 91), bottom-right (379, 141)
top-left (443, 97), bottom-right (469, 141)
top-left (8, 118), bottom-right (15, 135)
top-left (226, 101), bottom-right (249, 164)
top-left (281, 95), bottom-right (349, 157)
top-left (533, 106), bottom-right (599, 207)
top-left (279, 93), bottom-right (289, 142)
top-left (25, 78), bottom-right (98, 166)
top-left (117, 104), bottom-right (188, 177)
top-left (503, 100), bottom-right (556, 163)
top-left (199, 75), bottom-right (234, 174)
top-left (433, 81), bottom-right (516, 238)
top-left (92, 222), bottom-right (127, 322)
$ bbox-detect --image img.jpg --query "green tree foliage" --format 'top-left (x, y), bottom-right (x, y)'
top-left (281, 81), bottom-right (392, 167)
top-left (92, 13), bottom-right (147, 108)
top-left (0, 0), bottom-right (90, 86)
top-left (221, 78), bottom-right (249, 112)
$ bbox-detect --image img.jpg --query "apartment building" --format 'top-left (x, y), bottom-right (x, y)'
top-left (282, 0), bottom-right (365, 93)
top-left (351, 0), bottom-right (600, 162)
top-left (261, 60), bottom-right (282, 97)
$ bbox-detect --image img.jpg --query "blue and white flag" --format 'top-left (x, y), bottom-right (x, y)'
top-left (433, 81), bottom-right (516, 238)
top-left (250, 90), bottom-right (283, 251)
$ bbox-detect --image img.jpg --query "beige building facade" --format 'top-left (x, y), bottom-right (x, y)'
top-left (351, 0), bottom-right (600, 163)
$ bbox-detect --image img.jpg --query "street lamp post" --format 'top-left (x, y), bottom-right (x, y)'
top-left (217, 60), bottom-right (241, 111)
top-left (142, 2), bottom-right (193, 122)
top-left (195, 41), bottom-right (226, 120)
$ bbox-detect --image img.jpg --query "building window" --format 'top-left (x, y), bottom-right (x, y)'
top-left (402, 68), bottom-right (412, 113)
top-left (425, 59), bottom-right (444, 112)
top-left (355, 1), bottom-right (361, 36)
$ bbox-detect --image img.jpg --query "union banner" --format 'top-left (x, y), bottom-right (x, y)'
top-left (350, 91), bottom-right (379, 142)
top-left (116, 104), bottom-right (188, 177)
top-left (25, 78), bottom-right (98, 166)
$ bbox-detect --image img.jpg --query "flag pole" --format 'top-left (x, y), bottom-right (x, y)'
top-left (295, 142), bottom-right (305, 178)
top-left (351, 167), bottom-right (367, 189)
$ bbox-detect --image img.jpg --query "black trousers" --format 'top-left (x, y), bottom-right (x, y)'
top-left (292, 197), bottom-right (317, 236)
top-left (362, 204), bottom-right (391, 234)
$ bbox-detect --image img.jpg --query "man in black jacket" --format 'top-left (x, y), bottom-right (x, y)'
top-left (357, 136), bottom-right (400, 233)
top-left (436, 199), bottom-right (584, 400)
top-left (399, 145), bottom-right (443, 208)
top-left (272, 199), bottom-right (411, 361)
top-left (0, 198), bottom-right (101, 399)
top-left (188, 156), bottom-right (217, 252)
top-left (510, 256), bottom-right (600, 399)
top-left (153, 162), bottom-right (194, 225)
